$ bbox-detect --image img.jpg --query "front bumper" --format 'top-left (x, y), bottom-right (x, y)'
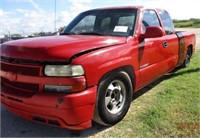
top-left (1, 86), bottom-right (97, 130)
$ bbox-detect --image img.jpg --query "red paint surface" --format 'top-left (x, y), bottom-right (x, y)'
top-left (0, 6), bottom-right (196, 130)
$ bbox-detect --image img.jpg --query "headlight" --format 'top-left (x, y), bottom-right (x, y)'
top-left (44, 65), bottom-right (84, 76)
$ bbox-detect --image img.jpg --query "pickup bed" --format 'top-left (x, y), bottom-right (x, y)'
top-left (0, 6), bottom-right (196, 130)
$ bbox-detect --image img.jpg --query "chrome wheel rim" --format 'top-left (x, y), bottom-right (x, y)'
top-left (185, 54), bottom-right (190, 66)
top-left (105, 80), bottom-right (126, 114)
top-left (185, 50), bottom-right (191, 66)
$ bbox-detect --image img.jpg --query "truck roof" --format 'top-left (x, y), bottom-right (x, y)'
top-left (90, 6), bottom-right (144, 11)
top-left (88, 6), bottom-right (164, 12)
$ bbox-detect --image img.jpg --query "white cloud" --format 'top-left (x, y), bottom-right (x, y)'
top-left (0, 0), bottom-right (93, 36)
top-left (142, 0), bottom-right (200, 19)
top-left (1, 0), bottom-right (199, 36)
top-left (55, 0), bottom-right (92, 31)
top-left (51, 0), bottom-right (92, 31)
top-left (56, 11), bottom-right (70, 27)
top-left (0, 9), bottom-right (3, 16)
top-left (0, 9), bottom-right (16, 35)
top-left (69, 0), bottom-right (92, 17)
top-left (0, 9), bottom-right (15, 16)
top-left (16, 9), bottom-right (28, 14)
top-left (0, 9), bottom-right (54, 36)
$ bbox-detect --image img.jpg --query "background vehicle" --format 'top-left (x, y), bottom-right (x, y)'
top-left (0, 6), bottom-right (195, 130)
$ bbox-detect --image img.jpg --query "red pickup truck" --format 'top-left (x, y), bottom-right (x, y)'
top-left (1, 6), bottom-right (196, 130)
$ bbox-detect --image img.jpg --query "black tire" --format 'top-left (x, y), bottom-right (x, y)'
top-left (182, 47), bottom-right (192, 68)
top-left (93, 71), bottom-right (132, 126)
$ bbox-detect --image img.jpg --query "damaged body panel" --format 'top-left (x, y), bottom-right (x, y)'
top-left (0, 6), bottom-right (196, 130)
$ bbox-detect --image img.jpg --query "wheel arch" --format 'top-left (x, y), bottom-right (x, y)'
top-left (97, 65), bottom-right (136, 94)
top-left (93, 65), bottom-right (135, 126)
top-left (187, 44), bottom-right (193, 55)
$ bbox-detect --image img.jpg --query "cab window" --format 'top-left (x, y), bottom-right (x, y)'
top-left (142, 10), bottom-right (161, 32)
top-left (159, 10), bottom-right (174, 35)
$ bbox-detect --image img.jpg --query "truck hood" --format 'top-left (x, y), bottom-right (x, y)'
top-left (1, 35), bottom-right (127, 62)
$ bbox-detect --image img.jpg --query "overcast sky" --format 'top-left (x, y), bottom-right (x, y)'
top-left (0, 0), bottom-right (200, 36)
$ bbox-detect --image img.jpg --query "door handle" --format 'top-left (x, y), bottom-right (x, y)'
top-left (163, 41), bottom-right (168, 48)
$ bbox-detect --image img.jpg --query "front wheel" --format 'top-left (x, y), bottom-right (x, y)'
top-left (182, 47), bottom-right (192, 68)
top-left (93, 71), bottom-right (132, 126)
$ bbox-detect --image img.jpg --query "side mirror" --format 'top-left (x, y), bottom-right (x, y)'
top-left (140, 26), bottom-right (165, 41)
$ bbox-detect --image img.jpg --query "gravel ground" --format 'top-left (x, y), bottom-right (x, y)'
top-left (1, 28), bottom-right (200, 137)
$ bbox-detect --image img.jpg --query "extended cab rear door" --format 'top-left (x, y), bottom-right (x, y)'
top-left (158, 10), bottom-right (179, 70)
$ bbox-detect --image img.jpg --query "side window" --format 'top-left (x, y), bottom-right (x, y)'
top-left (142, 10), bottom-right (161, 32)
top-left (159, 10), bottom-right (174, 35)
top-left (71, 15), bottom-right (96, 33)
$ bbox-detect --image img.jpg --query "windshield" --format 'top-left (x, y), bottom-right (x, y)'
top-left (62, 8), bottom-right (137, 37)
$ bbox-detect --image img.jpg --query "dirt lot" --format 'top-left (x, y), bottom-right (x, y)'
top-left (1, 28), bottom-right (200, 137)
top-left (176, 28), bottom-right (200, 49)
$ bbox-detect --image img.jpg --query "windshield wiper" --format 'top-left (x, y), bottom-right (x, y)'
top-left (60, 32), bottom-right (107, 36)
top-left (77, 32), bottom-right (107, 36)
top-left (60, 32), bottom-right (76, 35)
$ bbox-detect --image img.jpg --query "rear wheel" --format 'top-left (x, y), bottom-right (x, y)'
top-left (182, 47), bottom-right (192, 68)
top-left (93, 71), bottom-right (132, 126)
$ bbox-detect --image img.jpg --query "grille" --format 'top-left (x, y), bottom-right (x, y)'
top-left (1, 62), bottom-right (40, 76)
top-left (1, 77), bottom-right (39, 91)
top-left (1, 77), bottom-right (39, 97)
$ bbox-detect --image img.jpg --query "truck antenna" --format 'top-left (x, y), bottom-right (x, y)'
top-left (54, 0), bottom-right (57, 32)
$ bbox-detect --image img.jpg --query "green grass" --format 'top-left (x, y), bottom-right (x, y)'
top-left (174, 19), bottom-right (200, 28)
top-left (92, 50), bottom-right (200, 138)
top-left (174, 21), bottom-right (200, 28)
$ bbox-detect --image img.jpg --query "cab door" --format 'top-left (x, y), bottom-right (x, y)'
top-left (138, 10), bottom-right (169, 87)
